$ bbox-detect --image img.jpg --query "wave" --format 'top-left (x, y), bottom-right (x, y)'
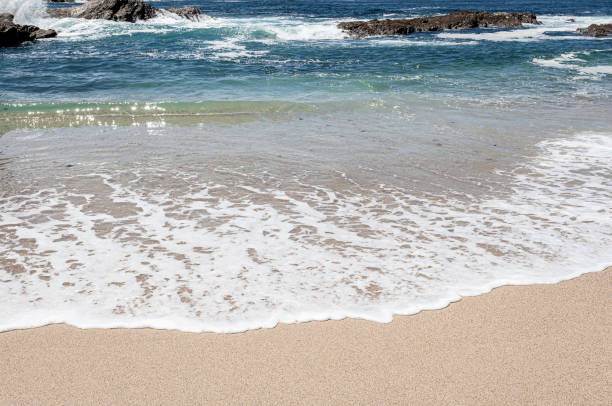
top-left (0, 130), bottom-right (610, 333)
top-left (6, 1), bottom-right (611, 48)
top-left (2, 0), bottom-right (346, 42)
top-left (21, 10), bottom-right (348, 43)
top-left (533, 49), bottom-right (612, 77)
top-left (438, 15), bottom-right (612, 42)
top-left (0, 0), bottom-right (47, 24)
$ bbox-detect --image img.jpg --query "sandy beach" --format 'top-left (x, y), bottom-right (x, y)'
top-left (2, 0), bottom-right (611, 404)
top-left (1, 267), bottom-right (610, 405)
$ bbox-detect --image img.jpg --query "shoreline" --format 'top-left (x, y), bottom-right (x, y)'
top-left (1, 264), bottom-right (611, 334)
top-left (2, 266), bottom-right (610, 404)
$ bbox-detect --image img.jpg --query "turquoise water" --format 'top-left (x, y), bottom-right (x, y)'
top-left (1, 0), bottom-right (611, 106)
top-left (0, 1), bottom-right (610, 333)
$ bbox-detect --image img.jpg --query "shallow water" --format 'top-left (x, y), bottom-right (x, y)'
top-left (0, 0), bottom-right (610, 332)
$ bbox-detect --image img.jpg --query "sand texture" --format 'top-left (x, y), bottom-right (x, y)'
top-left (1, 267), bottom-right (611, 405)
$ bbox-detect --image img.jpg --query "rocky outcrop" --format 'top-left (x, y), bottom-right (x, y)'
top-left (47, 0), bottom-right (205, 23)
top-left (338, 10), bottom-right (540, 38)
top-left (48, 0), bottom-right (157, 22)
top-left (576, 24), bottom-right (612, 38)
top-left (0, 13), bottom-right (57, 47)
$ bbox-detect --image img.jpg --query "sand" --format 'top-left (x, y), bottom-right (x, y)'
top-left (1, 267), bottom-right (611, 405)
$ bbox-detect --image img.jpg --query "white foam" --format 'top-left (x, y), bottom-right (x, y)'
top-left (0, 0), bottom-right (46, 25)
top-left (533, 50), bottom-right (612, 77)
top-left (144, 15), bottom-right (347, 42)
top-left (533, 51), bottom-right (580, 68)
top-left (0, 132), bottom-right (610, 333)
top-left (21, 12), bottom-right (348, 63)
top-left (17, 5), bottom-right (612, 48)
top-left (438, 15), bottom-right (612, 42)
top-left (253, 18), bottom-right (345, 41)
top-left (578, 65), bottom-right (612, 74)
top-left (36, 12), bottom-right (346, 43)
top-left (369, 38), bottom-right (478, 47)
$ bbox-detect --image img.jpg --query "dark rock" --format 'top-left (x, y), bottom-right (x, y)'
top-left (0, 13), bottom-right (57, 47)
top-left (338, 10), bottom-right (541, 38)
top-left (566, 18), bottom-right (575, 22)
top-left (48, 0), bottom-right (157, 22)
top-left (31, 28), bottom-right (58, 39)
top-left (576, 23), bottom-right (612, 38)
top-left (166, 6), bottom-right (202, 21)
top-left (0, 13), bottom-right (13, 23)
top-left (47, 0), bottom-right (205, 23)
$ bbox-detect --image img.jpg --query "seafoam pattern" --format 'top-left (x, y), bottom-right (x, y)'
top-left (532, 50), bottom-right (612, 78)
top-left (1, 132), bottom-right (611, 332)
top-left (437, 15), bottom-right (612, 42)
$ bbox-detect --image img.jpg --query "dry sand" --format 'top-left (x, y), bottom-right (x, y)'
top-left (1, 267), bottom-right (611, 405)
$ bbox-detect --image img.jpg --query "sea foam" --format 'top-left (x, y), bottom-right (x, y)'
top-left (0, 131), bottom-right (610, 333)
top-left (0, 0), bottom-right (46, 24)
top-left (437, 15), bottom-right (612, 42)
top-left (533, 50), bottom-right (612, 78)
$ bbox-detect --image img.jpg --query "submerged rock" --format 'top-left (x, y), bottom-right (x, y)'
top-left (166, 6), bottom-right (202, 21)
top-left (338, 10), bottom-right (540, 38)
top-left (576, 24), bottom-right (612, 37)
top-left (0, 13), bottom-right (57, 47)
top-left (47, 0), bottom-right (205, 23)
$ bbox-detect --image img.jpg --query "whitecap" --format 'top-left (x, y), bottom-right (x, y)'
top-left (533, 50), bottom-right (612, 77)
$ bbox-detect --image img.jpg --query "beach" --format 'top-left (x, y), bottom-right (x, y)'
top-left (2, 0), bottom-right (612, 334)
top-left (1, 0), bottom-right (612, 403)
top-left (2, 267), bottom-right (610, 405)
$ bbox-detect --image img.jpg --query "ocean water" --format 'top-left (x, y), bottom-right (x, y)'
top-left (0, 0), bottom-right (610, 332)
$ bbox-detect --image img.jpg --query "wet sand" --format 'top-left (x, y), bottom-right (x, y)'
top-left (1, 267), bottom-right (610, 405)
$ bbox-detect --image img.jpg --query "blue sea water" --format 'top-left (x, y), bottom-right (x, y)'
top-left (0, 1), bottom-right (610, 333)
top-left (0, 0), bottom-right (611, 105)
